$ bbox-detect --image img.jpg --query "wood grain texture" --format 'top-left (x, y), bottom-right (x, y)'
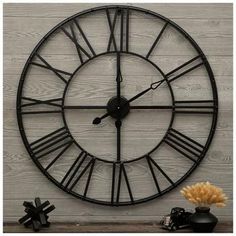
top-left (3, 16), bottom-right (232, 55)
top-left (3, 3), bottom-right (232, 224)
top-left (3, 3), bottom-right (233, 19)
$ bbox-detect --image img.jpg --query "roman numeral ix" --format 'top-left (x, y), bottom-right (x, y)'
top-left (29, 127), bottom-right (73, 160)
top-left (20, 97), bottom-right (63, 115)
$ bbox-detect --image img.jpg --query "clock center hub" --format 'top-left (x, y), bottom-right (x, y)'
top-left (107, 96), bottom-right (130, 119)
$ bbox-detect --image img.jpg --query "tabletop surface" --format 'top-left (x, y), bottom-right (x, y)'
top-left (3, 221), bottom-right (233, 233)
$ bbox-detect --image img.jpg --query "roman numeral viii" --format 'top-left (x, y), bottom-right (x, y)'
top-left (106, 8), bottom-right (130, 52)
top-left (29, 127), bottom-right (73, 160)
top-left (164, 128), bottom-right (205, 163)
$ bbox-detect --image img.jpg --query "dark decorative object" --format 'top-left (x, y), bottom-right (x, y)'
top-left (18, 197), bottom-right (55, 232)
top-left (189, 207), bottom-right (218, 233)
top-left (160, 207), bottom-right (192, 231)
top-left (16, 5), bottom-right (218, 206)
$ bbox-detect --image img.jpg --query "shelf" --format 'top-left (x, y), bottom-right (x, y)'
top-left (3, 221), bottom-right (233, 233)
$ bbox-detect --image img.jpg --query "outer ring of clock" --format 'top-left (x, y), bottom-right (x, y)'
top-left (17, 5), bottom-right (218, 206)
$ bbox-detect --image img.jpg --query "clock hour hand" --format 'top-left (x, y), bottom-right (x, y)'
top-left (92, 78), bottom-right (166, 124)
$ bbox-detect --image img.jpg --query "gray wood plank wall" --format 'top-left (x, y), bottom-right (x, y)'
top-left (3, 3), bottom-right (232, 222)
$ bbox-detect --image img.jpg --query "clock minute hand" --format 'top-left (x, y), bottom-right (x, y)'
top-left (92, 79), bottom-right (166, 125)
top-left (128, 79), bottom-right (165, 104)
top-left (116, 52), bottom-right (122, 105)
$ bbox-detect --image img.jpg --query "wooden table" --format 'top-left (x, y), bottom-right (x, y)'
top-left (3, 221), bottom-right (233, 233)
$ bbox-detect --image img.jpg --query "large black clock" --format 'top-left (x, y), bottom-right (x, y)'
top-left (17, 5), bottom-right (218, 206)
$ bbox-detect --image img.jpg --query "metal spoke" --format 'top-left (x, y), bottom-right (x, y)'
top-left (115, 120), bottom-right (122, 162)
top-left (130, 105), bottom-right (173, 109)
top-left (64, 105), bottom-right (107, 109)
top-left (64, 105), bottom-right (174, 110)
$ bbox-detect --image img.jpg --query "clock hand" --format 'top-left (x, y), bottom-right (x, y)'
top-left (92, 78), bottom-right (166, 124)
top-left (116, 52), bottom-right (122, 106)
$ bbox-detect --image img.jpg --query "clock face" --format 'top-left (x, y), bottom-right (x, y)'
top-left (17, 5), bottom-right (218, 206)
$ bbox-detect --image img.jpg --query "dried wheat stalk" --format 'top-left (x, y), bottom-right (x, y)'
top-left (180, 182), bottom-right (227, 208)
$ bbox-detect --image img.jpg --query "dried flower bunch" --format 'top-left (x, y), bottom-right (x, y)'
top-left (180, 182), bottom-right (227, 208)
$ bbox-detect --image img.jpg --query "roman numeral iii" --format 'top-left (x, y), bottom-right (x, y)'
top-left (164, 128), bottom-right (205, 162)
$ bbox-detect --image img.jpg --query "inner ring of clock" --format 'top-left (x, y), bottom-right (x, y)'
top-left (63, 52), bottom-right (174, 162)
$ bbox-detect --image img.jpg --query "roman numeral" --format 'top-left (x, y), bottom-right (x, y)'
top-left (60, 151), bottom-right (95, 192)
top-left (20, 97), bottom-right (63, 115)
top-left (29, 127), bottom-right (73, 159)
top-left (31, 53), bottom-right (72, 84)
top-left (83, 159), bottom-right (96, 197)
top-left (106, 8), bottom-right (130, 52)
top-left (146, 22), bottom-right (169, 58)
top-left (62, 19), bottom-right (96, 63)
top-left (166, 55), bottom-right (204, 83)
top-left (164, 128), bottom-right (204, 162)
top-left (146, 155), bottom-right (174, 194)
top-left (111, 162), bottom-right (134, 205)
top-left (174, 100), bottom-right (216, 114)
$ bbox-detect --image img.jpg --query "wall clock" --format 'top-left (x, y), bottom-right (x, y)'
top-left (17, 5), bottom-right (218, 206)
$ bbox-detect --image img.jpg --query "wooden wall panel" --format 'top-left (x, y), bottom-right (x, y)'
top-left (3, 3), bottom-right (232, 222)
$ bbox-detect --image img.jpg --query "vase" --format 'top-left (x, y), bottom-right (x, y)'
top-left (189, 207), bottom-right (218, 232)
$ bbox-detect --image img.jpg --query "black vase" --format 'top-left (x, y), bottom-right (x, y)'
top-left (189, 207), bottom-right (218, 232)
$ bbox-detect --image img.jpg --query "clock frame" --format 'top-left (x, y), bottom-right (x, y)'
top-left (17, 5), bottom-right (218, 206)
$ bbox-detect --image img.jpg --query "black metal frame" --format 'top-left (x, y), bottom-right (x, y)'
top-left (16, 5), bottom-right (218, 206)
